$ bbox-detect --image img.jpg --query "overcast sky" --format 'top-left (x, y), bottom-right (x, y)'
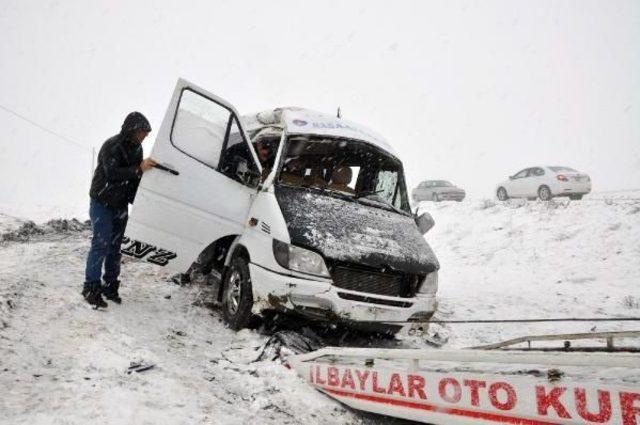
top-left (1, 0), bottom-right (638, 219)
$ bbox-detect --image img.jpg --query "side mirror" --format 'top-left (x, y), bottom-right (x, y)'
top-left (509, 175), bottom-right (515, 180)
top-left (416, 212), bottom-right (435, 235)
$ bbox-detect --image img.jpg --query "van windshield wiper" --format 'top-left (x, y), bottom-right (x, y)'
top-left (354, 189), bottom-right (384, 199)
top-left (355, 196), bottom-right (408, 216)
top-left (281, 181), bottom-right (357, 202)
top-left (321, 187), bottom-right (357, 202)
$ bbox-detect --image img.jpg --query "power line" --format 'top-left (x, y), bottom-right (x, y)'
top-left (0, 103), bottom-right (91, 153)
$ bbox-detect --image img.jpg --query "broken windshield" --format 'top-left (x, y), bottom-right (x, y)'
top-left (275, 136), bottom-right (411, 215)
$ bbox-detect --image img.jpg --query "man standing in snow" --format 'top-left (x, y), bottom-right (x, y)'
top-left (83, 112), bottom-right (156, 308)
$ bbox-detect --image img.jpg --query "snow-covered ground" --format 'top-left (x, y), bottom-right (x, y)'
top-left (0, 221), bottom-right (360, 424)
top-left (1, 191), bottom-right (639, 424)
top-left (425, 191), bottom-right (640, 348)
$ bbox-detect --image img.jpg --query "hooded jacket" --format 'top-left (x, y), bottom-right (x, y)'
top-left (89, 112), bottom-right (151, 210)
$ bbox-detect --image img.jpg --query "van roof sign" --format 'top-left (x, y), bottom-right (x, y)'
top-left (243, 108), bottom-right (397, 157)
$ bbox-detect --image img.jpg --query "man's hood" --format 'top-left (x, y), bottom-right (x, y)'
top-left (275, 185), bottom-right (439, 274)
top-left (120, 111), bottom-right (152, 136)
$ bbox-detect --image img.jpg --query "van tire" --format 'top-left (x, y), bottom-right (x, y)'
top-left (222, 256), bottom-right (255, 330)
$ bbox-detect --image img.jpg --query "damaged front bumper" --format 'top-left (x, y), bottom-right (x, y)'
top-left (249, 263), bottom-right (437, 325)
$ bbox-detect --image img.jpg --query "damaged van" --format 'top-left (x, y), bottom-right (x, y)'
top-left (122, 78), bottom-right (439, 334)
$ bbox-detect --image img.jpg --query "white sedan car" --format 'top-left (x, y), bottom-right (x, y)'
top-left (496, 166), bottom-right (591, 201)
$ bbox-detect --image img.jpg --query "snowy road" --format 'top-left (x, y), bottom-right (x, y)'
top-left (1, 193), bottom-right (639, 424)
top-left (0, 229), bottom-right (366, 425)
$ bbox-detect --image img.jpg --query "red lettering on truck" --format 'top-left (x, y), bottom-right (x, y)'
top-left (439, 378), bottom-right (462, 404)
top-left (327, 366), bottom-right (340, 386)
top-left (407, 374), bottom-right (427, 400)
top-left (315, 365), bottom-right (326, 385)
top-left (574, 388), bottom-right (611, 423)
top-left (464, 379), bottom-right (487, 407)
top-left (372, 372), bottom-right (386, 394)
top-left (340, 368), bottom-right (356, 390)
top-left (489, 382), bottom-right (517, 411)
top-left (621, 392), bottom-right (640, 425)
top-left (536, 386), bottom-right (571, 419)
top-left (355, 370), bottom-right (369, 391)
top-left (310, 365), bottom-right (638, 425)
top-left (387, 373), bottom-right (406, 397)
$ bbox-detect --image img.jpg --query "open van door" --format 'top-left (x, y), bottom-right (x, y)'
top-left (123, 78), bottom-right (262, 272)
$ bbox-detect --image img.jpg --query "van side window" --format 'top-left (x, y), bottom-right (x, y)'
top-left (532, 167), bottom-right (545, 176)
top-left (219, 117), bottom-right (259, 184)
top-left (171, 89), bottom-right (232, 169)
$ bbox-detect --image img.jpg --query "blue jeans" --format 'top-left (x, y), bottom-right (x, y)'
top-left (84, 199), bottom-right (128, 289)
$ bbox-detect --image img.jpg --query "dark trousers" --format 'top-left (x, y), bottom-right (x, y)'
top-left (84, 199), bottom-right (128, 289)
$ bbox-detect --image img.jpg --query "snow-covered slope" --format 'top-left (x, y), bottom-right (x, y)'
top-left (0, 226), bottom-right (358, 424)
top-left (423, 192), bottom-right (640, 348)
top-left (1, 193), bottom-right (639, 424)
top-left (0, 213), bottom-right (25, 235)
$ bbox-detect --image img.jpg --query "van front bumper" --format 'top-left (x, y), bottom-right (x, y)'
top-left (249, 263), bottom-right (438, 324)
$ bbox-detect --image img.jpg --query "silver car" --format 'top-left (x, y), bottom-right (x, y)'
top-left (412, 180), bottom-right (466, 202)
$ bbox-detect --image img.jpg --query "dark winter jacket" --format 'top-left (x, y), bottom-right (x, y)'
top-left (89, 112), bottom-right (151, 210)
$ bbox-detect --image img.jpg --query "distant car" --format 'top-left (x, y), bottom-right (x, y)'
top-left (496, 166), bottom-right (591, 201)
top-left (412, 180), bottom-right (466, 202)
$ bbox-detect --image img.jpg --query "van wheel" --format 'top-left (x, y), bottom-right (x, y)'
top-left (222, 256), bottom-right (255, 330)
top-left (497, 187), bottom-right (508, 201)
top-left (538, 185), bottom-right (552, 201)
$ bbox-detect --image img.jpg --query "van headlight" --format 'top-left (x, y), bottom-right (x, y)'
top-left (272, 240), bottom-right (330, 278)
top-left (419, 271), bottom-right (438, 294)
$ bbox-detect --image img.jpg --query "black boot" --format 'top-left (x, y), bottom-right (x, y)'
top-left (83, 283), bottom-right (107, 308)
top-left (103, 280), bottom-right (122, 304)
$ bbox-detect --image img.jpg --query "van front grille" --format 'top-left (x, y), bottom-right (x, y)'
top-left (337, 292), bottom-right (413, 308)
top-left (331, 266), bottom-right (415, 298)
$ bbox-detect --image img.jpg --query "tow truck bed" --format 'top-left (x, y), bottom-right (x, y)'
top-left (288, 332), bottom-right (640, 424)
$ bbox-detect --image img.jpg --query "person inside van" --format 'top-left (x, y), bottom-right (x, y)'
top-left (279, 157), bottom-right (305, 186)
top-left (254, 138), bottom-right (277, 180)
top-left (306, 166), bottom-right (327, 188)
top-left (328, 165), bottom-right (355, 194)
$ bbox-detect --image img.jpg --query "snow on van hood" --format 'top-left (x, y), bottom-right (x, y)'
top-left (275, 186), bottom-right (439, 274)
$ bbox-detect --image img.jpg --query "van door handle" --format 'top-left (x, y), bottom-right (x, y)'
top-left (154, 164), bottom-right (180, 176)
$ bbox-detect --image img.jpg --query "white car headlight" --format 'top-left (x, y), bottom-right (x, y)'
top-left (273, 240), bottom-right (330, 278)
top-left (419, 271), bottom-right (438, 294)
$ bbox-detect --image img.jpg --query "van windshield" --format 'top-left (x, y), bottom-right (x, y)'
top-left (276, 136), bottom-right (411, 215)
